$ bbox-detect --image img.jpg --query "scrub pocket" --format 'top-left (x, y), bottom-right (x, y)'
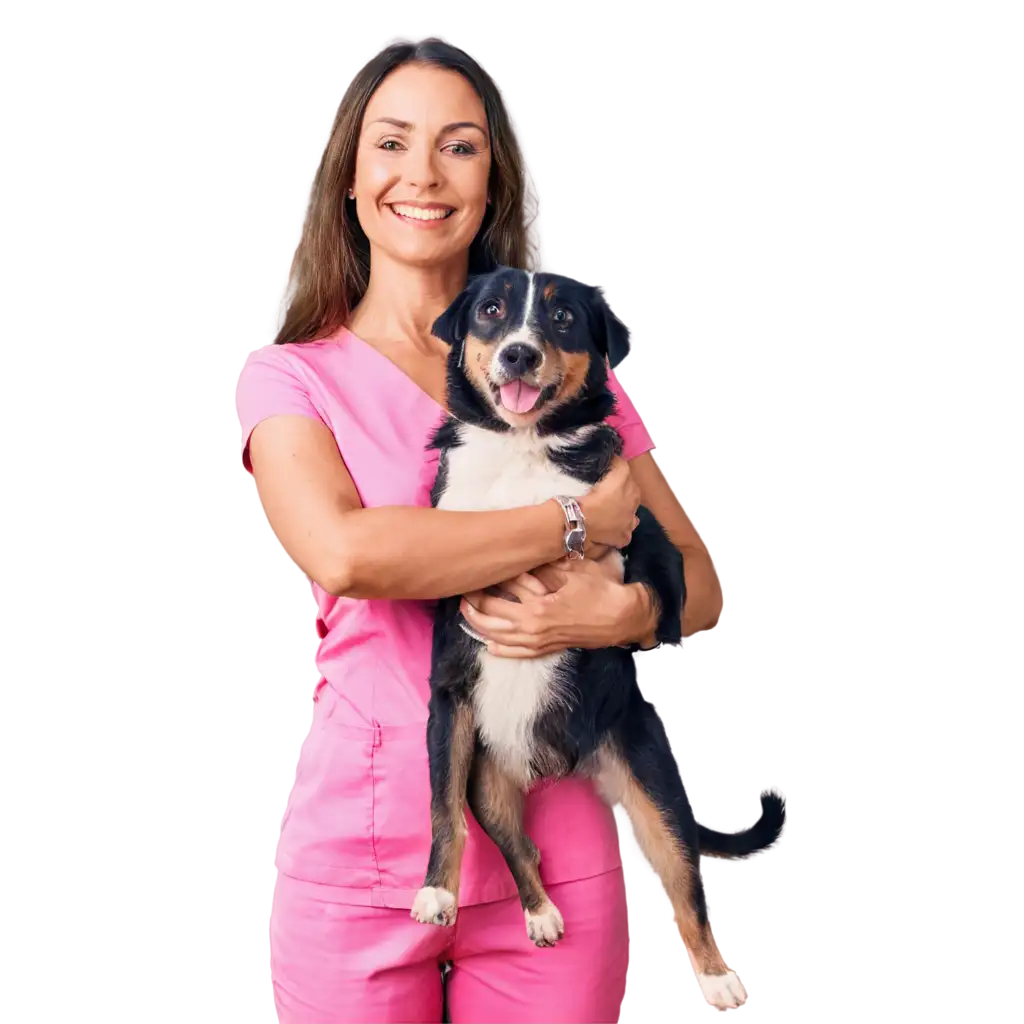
top-left (275, 682), bottom-right (379, 888)
top-left (366, 719), bottom-right (434, 891)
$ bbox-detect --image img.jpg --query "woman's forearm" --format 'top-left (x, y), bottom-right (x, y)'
top-left (614, 546), bottom-right (721, 649)
top-left (323, 502), bottom-right (567, 600)
top-left (623, 453), bottom-right (723, 641)
top-left (248, 416), bottom-right (616, 603)
top-left (680, 545), bottom-right (723, 637)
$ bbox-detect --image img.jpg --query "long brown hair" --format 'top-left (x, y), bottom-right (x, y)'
top-left (273, 38), bottom-right (538, 346)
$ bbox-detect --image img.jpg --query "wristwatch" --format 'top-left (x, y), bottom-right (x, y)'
top-left (553, 495), bottom-right (586, 559)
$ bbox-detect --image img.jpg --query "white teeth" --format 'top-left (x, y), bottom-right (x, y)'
top-left (391, 204), bottom-right (452, 221)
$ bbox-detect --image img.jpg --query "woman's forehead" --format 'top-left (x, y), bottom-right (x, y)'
top-left (363, 65), bottom-right (487, 132)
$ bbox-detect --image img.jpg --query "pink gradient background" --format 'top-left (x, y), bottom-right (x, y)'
top-left (2, 9), bottom-right (1024, 1024)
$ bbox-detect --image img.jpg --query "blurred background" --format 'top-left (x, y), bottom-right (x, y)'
top-left (2, 3), bottom-right (1021, 1021)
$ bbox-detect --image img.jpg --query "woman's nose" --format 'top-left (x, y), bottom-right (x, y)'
top-left (405, 143), bottom-right (440, 190)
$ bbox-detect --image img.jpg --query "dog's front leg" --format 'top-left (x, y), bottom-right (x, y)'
top-left (467, 748), bottom-right (564, 947)
top-left (411, 686), bottom-right (476, 927)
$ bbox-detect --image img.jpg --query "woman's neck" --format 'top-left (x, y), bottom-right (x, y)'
top-left (349, 250), bottom-right (469, 355)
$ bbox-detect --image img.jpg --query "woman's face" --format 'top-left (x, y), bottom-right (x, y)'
top-left (352, 64), bottom-right (492, 270)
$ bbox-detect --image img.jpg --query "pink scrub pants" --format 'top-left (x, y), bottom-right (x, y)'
top-left (270, 868), bottom-right (630, 1023)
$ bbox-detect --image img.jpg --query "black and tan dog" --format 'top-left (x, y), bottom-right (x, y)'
top-left (411, 266), bottom-right (784, 1011)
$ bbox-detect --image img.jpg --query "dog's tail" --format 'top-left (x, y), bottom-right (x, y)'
top-left (697, 790), bottom-right (786, 859)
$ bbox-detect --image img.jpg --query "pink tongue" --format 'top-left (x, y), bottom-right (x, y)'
top-left (499, 381), bottom-right (541, 413)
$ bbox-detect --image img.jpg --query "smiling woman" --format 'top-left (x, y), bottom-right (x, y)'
top-left (351, 81), bottom-right (491, 266)
top-left (237, 35), bottom-right (722, 1024)
top-left (272, 45), bottom-right (534, 350)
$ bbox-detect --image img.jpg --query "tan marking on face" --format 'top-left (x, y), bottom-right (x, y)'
top-left (464, 334), bottom-right (494, 397)
top-left (543, 282), bottom-right (556, 301)
top-left (550, 349), bottom-right (592, 404)
top-left (600, 745), bottom-right (730, 977)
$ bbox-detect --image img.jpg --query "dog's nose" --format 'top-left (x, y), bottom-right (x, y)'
top-left (499, 343), bottom-right (541, 377)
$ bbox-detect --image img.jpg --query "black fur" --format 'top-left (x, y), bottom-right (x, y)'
top-left (418, 267), bottom-right (785, 942)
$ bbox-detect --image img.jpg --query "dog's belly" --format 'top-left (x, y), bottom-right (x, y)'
top-left (438, 425), bottom-right (606, 786)
top-left (437, 427), bottom-right (590, 512)
top-left (472, 649), bottom-right (572, 787)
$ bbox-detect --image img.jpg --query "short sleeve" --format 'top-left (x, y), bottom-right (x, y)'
top-left (235, 345), bottom-right (327, 473)
top-left (606, 367), bottom-right (655, 460)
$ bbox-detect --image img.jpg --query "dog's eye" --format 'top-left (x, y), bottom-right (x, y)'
top-left (552, 308), bottom-right (573, 329)
top-left (480, 300), bottom-right (504, 318)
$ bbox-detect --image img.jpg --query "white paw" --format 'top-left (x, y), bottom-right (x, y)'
top-left (525, 902), bottom-right (564, 947)
top-left (698, 970), bottom-right (747, 1010)
top-left (410, 886), bottom-right (457, 926)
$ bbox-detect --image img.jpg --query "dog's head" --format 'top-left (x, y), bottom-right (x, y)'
top-left (431, 267), bottom-right (630, 431)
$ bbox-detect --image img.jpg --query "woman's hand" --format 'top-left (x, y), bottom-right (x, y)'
top-left (576, 456), bottom-right (641, 553)
top-left (460, 554), bottom-right (657, 658)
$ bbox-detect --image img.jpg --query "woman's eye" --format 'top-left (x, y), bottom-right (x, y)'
top-left (380, 138), bottom-right (403, 151)
top-left (446, 142), bottom-right (476, 156)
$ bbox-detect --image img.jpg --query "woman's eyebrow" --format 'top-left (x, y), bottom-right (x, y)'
top-left (367, 117), bottom-right (488, 137)
top-left (441, 121), bottom-right (488, 136)
top-left (367, 117), bottom-right (413, 131)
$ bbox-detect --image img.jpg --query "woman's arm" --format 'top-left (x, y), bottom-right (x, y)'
top-left (629, 451), bottom-right (723, 637)
top-left (459, 451), bottom-right (722, 655)
top-left (246, 414), bottom-right (639, 601)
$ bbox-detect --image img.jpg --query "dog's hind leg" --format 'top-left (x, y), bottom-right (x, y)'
top-left (467, 749), bottom-right (564, 947)
top-left (593, 733), bottom-right (745, 1011)
top-left (411, 690), bottom-right (476, 928)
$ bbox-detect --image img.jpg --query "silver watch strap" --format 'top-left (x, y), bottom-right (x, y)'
top-left (553, 495), bottom-right (586, 559)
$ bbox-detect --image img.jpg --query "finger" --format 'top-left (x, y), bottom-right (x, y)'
top-left (466, 591), bottom-right (533, 619)
top-left (485, 642), bottom-right (567, 659)
top-left (460, 599), bottom-right (515, 633)
top-left (514, 572), bottom-right (550, 595)
top-left (503, 574), bottom-right (551, 600)
top-left (462, 590), bottom-right (486, 611)
top-left (531, 565), bottom-right (569, 591)
top-left (485, 643), bottom-right (540, 658)
top-left (462, 602), bottom-right (552, 644)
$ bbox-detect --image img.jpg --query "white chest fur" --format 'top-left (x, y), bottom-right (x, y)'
top-left (437, 426), bottom-right (590, 785)
top-left (437, 425), bottom-right (591, 512)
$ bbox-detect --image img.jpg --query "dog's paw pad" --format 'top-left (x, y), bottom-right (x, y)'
top-left (698, 970), bottom-right (747, 1010)
top-left (410, 886), bottom-right (457, 927)
top-left (525, 902), bottom-right (564, 947)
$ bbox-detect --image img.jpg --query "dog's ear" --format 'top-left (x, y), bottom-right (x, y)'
top-left (431, 280), bottom-right (480, 346)
top-left (592, 287), bottom-right (631, 368)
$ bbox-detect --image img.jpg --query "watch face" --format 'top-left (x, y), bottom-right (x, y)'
top-left (566, 526), bottom-right (586, 553)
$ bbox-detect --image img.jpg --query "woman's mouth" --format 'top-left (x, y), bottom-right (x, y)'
top-left (387, 203), bottom-right (455, 225)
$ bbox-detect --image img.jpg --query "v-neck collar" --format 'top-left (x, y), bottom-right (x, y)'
top-left (341, 326), bottom-right (447, 413)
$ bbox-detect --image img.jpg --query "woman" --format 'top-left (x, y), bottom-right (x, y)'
top-left (236, 37), bottom-right (723, 1024)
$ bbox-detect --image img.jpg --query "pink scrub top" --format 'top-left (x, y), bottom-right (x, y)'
top-left (236, 324), bottom-right (656, 908)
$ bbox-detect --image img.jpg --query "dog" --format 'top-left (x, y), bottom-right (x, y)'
top-left (410, 266), bottom-right (785, 1011)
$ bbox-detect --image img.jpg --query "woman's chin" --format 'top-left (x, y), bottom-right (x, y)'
top-left (378, 238), bottom-right (475, 269)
